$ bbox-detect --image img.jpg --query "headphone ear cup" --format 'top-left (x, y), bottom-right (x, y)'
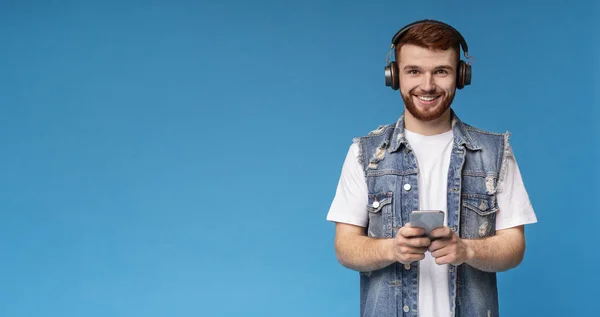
top-left (384, 64), bottom-right (393, 88)
top-left (391, 61), bottom-right (399, 90)
top-left (457, 60), bottom-right (465, 90)
top-left (385, 61), bottom-right (399, 90)
top-left (463, 63), bottom-right (472, 87)
top-left (456, 60), bottom-right (472, 90)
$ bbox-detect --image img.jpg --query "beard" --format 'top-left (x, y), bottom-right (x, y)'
top-left (401, 87), bottom-right (455, 122)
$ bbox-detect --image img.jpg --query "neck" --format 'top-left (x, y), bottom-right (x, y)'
top-left (404, 108), bottom-right (452, 136)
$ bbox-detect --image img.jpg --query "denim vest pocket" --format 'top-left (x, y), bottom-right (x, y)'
top-left (366, 192), bottom-right (393, 238)
top-left (460, 194), bottom-right (498, 238)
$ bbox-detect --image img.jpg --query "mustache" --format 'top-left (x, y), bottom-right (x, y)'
top-left (411, 88), bottom-right (443, 95)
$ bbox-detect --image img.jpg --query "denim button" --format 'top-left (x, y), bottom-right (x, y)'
top-left (404, 263), bottom-right (410, 270)
top-left (372, 201), bottom-right (380, 208)
top-left (403, 184), bottom-right (411, 191)
top-left (403, 305), bottom-right (410, 313)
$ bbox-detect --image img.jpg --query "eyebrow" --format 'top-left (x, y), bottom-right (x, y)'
top-left (403, 65), bottom-right (454, 71)
top-left (435, 65), bottom-right (454, 71)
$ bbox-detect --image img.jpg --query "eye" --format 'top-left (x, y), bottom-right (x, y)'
top-left (407, 70), bottom-right (419, 75)
top-left (435, 69), bottom-right (449, 75)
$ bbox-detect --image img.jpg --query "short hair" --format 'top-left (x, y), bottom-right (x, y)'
top-left (394, 22), bottom-right (462, 64)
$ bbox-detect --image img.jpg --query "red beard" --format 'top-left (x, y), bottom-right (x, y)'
top-left (402, 88), bottom-right (455, 121)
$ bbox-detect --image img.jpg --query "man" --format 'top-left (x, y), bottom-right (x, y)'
top-left (326, 19), bottom-right (537, 317)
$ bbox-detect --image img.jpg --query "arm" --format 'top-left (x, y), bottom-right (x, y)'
top-left (463, 226), bottom-right (526, 272)
top-left (334, 222), bottom-right (431, 272)
top-left (334, 223), bottom-right (395, 272)
top-left (429, 225), bottom-right (526, 273)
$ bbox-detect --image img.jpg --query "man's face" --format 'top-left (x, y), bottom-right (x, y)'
top-left (397, 44), bottom-right (458, 122)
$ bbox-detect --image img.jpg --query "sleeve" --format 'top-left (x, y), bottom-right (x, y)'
top-left (495, 145), bottom-right (538, 230)
top-left (325, 142), bottom-right (369, 227)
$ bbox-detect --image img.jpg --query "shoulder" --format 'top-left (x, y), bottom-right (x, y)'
top-left (352, 122), bottom-right (397, 153)
top-left (350, 122), bottom-right (396, 171)
top-left (461, 121), bottom-right (507, 139)
top-left (459, 121), bottom-right (511, 151)
top-left (353, 123), bottom-right (396, 140)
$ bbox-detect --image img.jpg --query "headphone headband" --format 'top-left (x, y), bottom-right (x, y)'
top-left (391, 19), bottom-right (469, 58)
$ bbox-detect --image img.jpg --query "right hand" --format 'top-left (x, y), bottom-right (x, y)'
top-left (392, 223), bottom-right (431, 264)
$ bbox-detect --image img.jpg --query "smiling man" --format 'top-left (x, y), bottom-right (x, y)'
top-left (326, 20), bottom-right (537, 317)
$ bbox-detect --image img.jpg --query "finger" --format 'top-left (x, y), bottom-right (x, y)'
top-left (429, 226), bottom-right (453, 239)
top-left (398, 224), bottom-right (425, 238)
top-left (405, 236), bottom-right (431, 248)
top-left (430, 246), bottom-right (450, 259)
top-left (409, 246), bottom-right (429, 254)
top-left (399, 253), bottom-right (426, 263)
top-left (434, 253), bottom-right (458, 266)
top-left (428, 239), bottom-right (450, 253)
top-left (398, 245), bottom-right (429, 255)
top-left (429, 226), bottom-right (451, 238)
top-left (408, 253), bottom-right (426, 262)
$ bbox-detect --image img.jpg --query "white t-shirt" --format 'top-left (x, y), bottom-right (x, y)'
top-left (326, 129), bottom-right (537, 317)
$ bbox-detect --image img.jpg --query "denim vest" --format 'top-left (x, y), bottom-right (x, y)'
top-left (354, 110), bottom-right (510, 317)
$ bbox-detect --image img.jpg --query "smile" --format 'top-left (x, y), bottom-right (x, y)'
top-left (414, 95), bottom-right (441, 105)
top-left (416, 95), bottom-right (440, 101)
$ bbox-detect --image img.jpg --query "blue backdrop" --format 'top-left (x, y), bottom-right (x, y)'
top-left (1, 0), bottom-right (598, 316)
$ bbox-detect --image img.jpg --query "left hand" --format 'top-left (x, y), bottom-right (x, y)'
top-left (428, 226), bottom-right (474, 266)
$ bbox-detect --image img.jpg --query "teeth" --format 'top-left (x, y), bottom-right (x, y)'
top-left (417, 96), bottom-right (437, 101)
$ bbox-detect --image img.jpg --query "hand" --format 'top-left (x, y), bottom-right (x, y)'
top-left (392, 223), bottom-right (431, 264)
top-left (428, 226), bottom-right (474, 266)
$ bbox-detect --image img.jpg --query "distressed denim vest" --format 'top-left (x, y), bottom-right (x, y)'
top-left (354, 110), bottom-right (510, 317)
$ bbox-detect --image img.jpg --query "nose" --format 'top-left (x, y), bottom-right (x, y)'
top-left (420, 73), bottom-right (436, 92)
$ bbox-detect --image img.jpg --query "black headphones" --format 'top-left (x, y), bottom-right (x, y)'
top-left (384, 19), bottom-right (473, 90)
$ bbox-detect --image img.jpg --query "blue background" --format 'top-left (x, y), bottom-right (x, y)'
top-left (1, 0), bottom-right (598, 316)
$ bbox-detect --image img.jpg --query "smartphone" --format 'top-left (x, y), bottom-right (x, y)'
top-left (409, 210), bottom-right (445, 237)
